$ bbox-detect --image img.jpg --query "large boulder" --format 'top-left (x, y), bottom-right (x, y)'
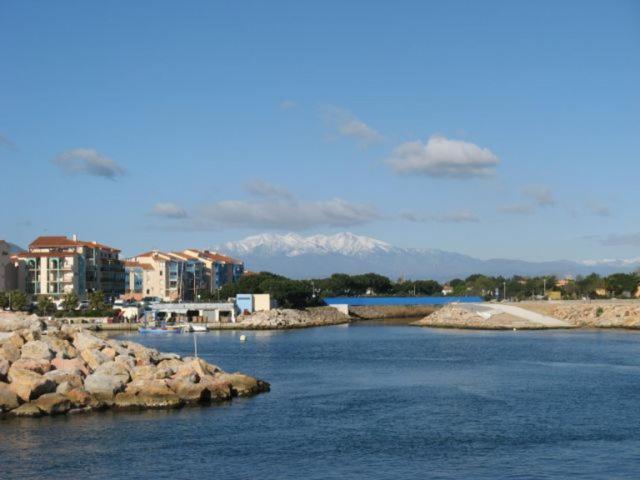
top-left (114, 355), bottom-right (136, 371)
top-left (102, 347), bottom-right (117, 360)
top-left (51, 357), bottom-right (89, 376)
top-left (215, 372), bottom-right (270, 397)
top-left (131, 365), bottom-right (160, 381)
top-left (167, 376), bottom-right (212, 404)
top-left (84, 372), bottom-right (127, 400)
top-left (10, 358), bottom-right (52, 375)
top-left (116, 378), bottom-right (183, 409)
top-left (41, 335), bottom-right (77, 359)
top-left (19, 327), bottom-right (42, 342)
top-left (80, 348), bottom-right (110, 371)
top-left (21, 340), bottom-right (54, 361)
top-left (175, 358), bottom-right (220, 379)
top-left (125, 378), bottom-right (173, 396)
top-left (105, 339), bottom-right (133, 357)
top-left (65, 388), bottom-right (93, 408)
top-left (8, 367), bottom-right (57, 402)
top-left (10, 402), bottom-right (42, 417)
top-left (156, 358), bottom-right (183, 374)
top-left (34, 393), bottom-right (72, 415)
top-left (199, 376), bottom-right (233, 402)
top-left (93, 361), bottom-right (131, 383)
top-left (0, 382), bottom-right (20, 412)
top-left (153, 352), bottom-right (181, 363)
top-left (72, 331), bottom-right (106, 351)
top-left (0, 313), bottom-right (41, 332)
top-left (0, 331), bottom-right (24, 348)
top-left (44, 370), bottom-right (84, 390)
top-left (0, 342), bottom-right (21, 363)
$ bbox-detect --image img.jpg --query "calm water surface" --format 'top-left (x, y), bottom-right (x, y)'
top-left (2, 321), bottom-right (640, 479)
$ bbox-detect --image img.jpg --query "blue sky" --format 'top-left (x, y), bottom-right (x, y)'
top-left (1, 0), bottom-right (639, 261)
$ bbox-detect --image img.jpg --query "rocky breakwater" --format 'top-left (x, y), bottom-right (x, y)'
top-left (350, 305), bottom-right (437, 320)
top-left (0, 312), bottom-right (269, 418)
top-left (237, 306), bottom-right (350, 329)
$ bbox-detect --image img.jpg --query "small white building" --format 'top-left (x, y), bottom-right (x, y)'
top-left (236, 293), bottom-right (274, 314)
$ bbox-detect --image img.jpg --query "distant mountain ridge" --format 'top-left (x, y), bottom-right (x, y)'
top-left (217, 232), bottom-right (640, 281)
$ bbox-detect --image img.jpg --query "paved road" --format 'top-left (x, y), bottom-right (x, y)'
top-left (462, 303), bottom-right (572, 327)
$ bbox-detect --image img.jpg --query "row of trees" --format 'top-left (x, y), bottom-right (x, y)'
top-left (0, 290), bottom-right (113, 316)
top-left (208, 271), bottom-right (640, 308)
top-left (451, 272), bottom-right (640, 300)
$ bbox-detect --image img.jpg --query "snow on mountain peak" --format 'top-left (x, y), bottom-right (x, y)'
top-left (218, 232), bottom-right (393, 257)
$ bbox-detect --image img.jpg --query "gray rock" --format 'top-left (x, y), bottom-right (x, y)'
top-left (80, 348), bottom-right (110, 371)
top-left (20, 340), bottom-right (54, 361)
top-left (84, 373), bottom-right (127, 399)
top-left (0, 342), bottom-right (21, 363)
top-left (35, 393), bottom-right (72, 415)
top-left (8, 367), bottom-right (57, 402)
top-left (73, 331), bottom-right (106, 351)
top-left (0, 382), bottom-right (20, 412)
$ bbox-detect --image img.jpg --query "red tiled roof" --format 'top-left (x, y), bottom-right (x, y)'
top-left (132, 251), bottom-right (173, 261)
top-left (123, 260), bottom-right (153, 271)
top-left (14, 251), bottom-right (77, 258)
top-left (189, 249), bottom-right (243, 265)
top-left (29, 235), bottom-right (120, 252)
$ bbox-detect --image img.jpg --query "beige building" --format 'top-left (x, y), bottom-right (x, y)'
top-left (128, 251), bottom-right (181, 301)
top-left (13, 235), bottom-right (124, 300)
top-left (0, 240), bottom-right (18, 292)
top-left (125, 248), bottom-right (244, 302)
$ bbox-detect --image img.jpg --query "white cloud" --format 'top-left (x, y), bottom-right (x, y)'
top-left (54, 148), bottom-right (125, 180)
top-left (402, 209), bottom-right (479, 223)
top-left (583, 232), bottom-right (640, 247)
top-left (387, 135), bottom-right (500, 178)
top-left (523, 185), bottom-right (556, 206)
top-left (152, 203), bottom-right (188, 219)
top-left (324, 105), bottom-right (383, 147)
top-left (497, 204), bottom-right (535, 215)
top-left (244, 179), bottom-right (294, 200)
top-left (280, 100), bottom-right (297, 110)
top-left (585, 202), bottom-right (612, 217)
top-left (199, 197), bottom-right (380, 230)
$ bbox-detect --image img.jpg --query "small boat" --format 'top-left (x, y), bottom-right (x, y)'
top-left (138, 322), bottom-right (182, 334)
top-left (189, 324), bottom-right (208, 333)
top-left (179, 323), bottom-right (208, 333)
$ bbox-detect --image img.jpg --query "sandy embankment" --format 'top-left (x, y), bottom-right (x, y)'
top-left (514, 301), bottom-right (640, 329)
top-left (413, 303), bottom-right (573, 330)
top-left (414, 300), bottom-right (640, 330)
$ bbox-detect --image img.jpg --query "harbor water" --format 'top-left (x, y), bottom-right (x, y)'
top-left (2, 321), bottom-right (640, 479)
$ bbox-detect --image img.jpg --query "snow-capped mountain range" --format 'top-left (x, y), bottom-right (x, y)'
top-left (217, 232), bottom-right (640, 281)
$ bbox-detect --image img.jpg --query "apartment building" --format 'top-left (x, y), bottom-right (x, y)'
top-left (123, 260), bottom-right (153, 299)
top-left (125, 248), bottom-right (243, 301)
top-left (13, 235), bottom-right (125, 300)
top-left (0, 240), bottom-right (18, 292)
top-left (182, 249), bottom-right (244, 292)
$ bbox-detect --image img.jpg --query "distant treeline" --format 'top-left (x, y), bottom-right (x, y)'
top-left (200, 271), bottom-right (640, 309)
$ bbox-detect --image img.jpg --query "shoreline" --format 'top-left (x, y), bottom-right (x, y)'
top-left (70, 300), bottom-right (640, 332)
